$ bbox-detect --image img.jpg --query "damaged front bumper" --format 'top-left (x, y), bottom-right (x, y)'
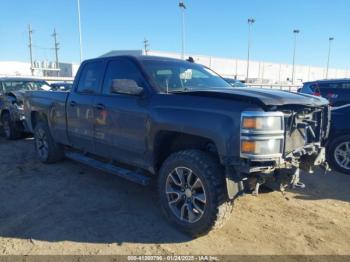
top-left (226, 106), bottom-right (330, 199)
top-left (225, 143), bottom-right (327, 199)
top-left (240, 142), bottom-right (327, 174)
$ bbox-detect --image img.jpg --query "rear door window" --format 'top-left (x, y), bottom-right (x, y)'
top-left (302, 83), bottom-right (315, 94)
top-left (76, 61), bottom-right (104, 94)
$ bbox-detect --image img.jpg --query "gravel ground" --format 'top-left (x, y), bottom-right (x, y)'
top-left (0, 137), bottom-right (349, 255)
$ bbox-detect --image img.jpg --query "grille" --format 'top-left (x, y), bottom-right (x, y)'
top-left (283, 106), bottom-right (325, 155)
top-left (285, 128), bottom-right (306, 154)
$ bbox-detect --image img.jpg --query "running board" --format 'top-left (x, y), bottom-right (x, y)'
top-left (65, 152), bottom-right (150, 186)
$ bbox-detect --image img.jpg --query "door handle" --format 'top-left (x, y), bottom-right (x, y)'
top-left (70, 101), bottom-right (77, 107)
top-left (94, 104), bottom-right (106, 111)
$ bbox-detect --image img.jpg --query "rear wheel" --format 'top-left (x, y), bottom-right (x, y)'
top-left (1, 113), bottom-right (21, 140)
top-left (158, 150), bottom-right (233, 237)
top-left (34, 122), bottom-right (64, 163)
top-left (327, 135), bottom-right (350, 175)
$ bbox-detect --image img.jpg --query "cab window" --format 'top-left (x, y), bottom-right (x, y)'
top-left (77, 61), bottom-right (104, 94)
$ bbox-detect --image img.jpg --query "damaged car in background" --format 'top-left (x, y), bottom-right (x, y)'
top-left (326, 104), bottom-right (350, 175)
top-left (0, 77), bottom-right (51, 139)
top-left (24, 55), bottom-right (330, 236)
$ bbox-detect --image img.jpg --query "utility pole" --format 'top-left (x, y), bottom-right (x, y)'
top-left (326, 37), bottom-right (334, 79)
top-left (52, 28), bottom-right (60, 76)
top-left (246, 18), bottom-right (255, 82)
top-left (143, 38), bottom-right (150, 55)
top-left (291, 29), bottom-right (300, 84)
top-left (179, 1), bottom-right (186, 59)
top-left (28, 24), bottom-right (34, 76)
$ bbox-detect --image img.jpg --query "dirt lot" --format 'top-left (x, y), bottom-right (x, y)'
top-left (0, 137), bottom-right (349, 255)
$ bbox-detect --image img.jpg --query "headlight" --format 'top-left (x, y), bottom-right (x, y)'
top-left (241, 111), bottom-right (285, 158)
top-left (241, 112), bottom-right (284, 134)
top-left (242, 116), bottom-right (283, 131)
top-left (241, 139), bottom-right (283, 155)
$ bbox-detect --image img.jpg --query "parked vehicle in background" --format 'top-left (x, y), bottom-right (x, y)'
top-left (0, 77), bottom-right (51, 139)
top-left (326, 104), bottom-right (350, 175)
top-left (223, 78), bottom-right (246, 87)
top-left (24, 55), bottom-right (329, 236)
top-left (50, 82), bottom-right (73, 91)
top-left (299, 79), bottom-right (350, 106)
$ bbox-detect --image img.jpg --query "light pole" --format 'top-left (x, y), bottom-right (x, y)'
top-left (179, 1), bottom-right (186, 59)
top-left (77, 0), bottom-right (83, 63)
top-left (28, 24), bottom-right (34, 76)
top-left (326, 37), bottom-right (334, 79)
top-left (291, 29), bottom-right (300, 84)
top-left (246, 18), bottom-right (255, 82)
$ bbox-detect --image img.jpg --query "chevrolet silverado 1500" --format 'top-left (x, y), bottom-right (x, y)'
top-left (24, 55), bottom-right (330, 236)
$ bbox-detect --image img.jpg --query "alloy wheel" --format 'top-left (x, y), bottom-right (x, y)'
top-left (334, 141), bottom-right (350, 170)
top-left (165, 167), bottom-right (207, 223)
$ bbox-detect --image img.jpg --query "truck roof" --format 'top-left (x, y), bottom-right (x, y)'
top-left (83, 55), bottom-right (190, 64)
top-left (304, 78), bottom-right (350, 85)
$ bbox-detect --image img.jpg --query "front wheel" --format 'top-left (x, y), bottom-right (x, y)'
top-left (34, 122), bottom-right (64, 163)
top-left (327, 135), bottom-right (350, 175)
top-left (158, 150), bottom-right (233, 237)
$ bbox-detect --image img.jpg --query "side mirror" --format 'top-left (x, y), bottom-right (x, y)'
top-left (111, 79), bottom-right (143, 95)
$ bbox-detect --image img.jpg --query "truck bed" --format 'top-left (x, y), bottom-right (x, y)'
top-left (24, 90), bottom-right (69, 144)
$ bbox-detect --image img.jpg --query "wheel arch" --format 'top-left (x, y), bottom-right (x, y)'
top-left (152, 131), bottom-right (220, 172)
top-left (30, 111), bottom-right (48, 130)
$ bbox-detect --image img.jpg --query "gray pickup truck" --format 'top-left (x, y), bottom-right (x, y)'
top-left (24, 55), bottom-right (330, 236)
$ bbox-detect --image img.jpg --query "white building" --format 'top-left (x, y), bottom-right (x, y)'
top-left (0, 61), bottom-right (79, 79)
top-left (2, 50), bottom-right (350, 85)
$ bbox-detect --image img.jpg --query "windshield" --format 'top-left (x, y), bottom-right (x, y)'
top-left (141, 60), bottom-right (232, 92)
top-left (2, 80), bottom-right (51, 92)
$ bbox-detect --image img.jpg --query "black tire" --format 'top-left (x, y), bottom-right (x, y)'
top-left (327, 135), bottom-right (350, 175)
top-left (1, 112), bottom-right (21, 140)
top-left (34, 121), bottom-right (64, 163)
top-left (158, 150), bottom-right (233, 237)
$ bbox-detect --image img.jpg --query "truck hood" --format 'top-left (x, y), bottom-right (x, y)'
top-left (179, 87), bottom-right (329, 108)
